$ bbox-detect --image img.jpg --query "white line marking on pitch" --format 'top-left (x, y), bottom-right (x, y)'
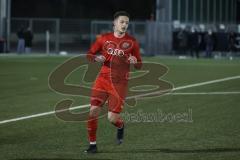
top-left (168, 91), bottom-right (240, 95)
top-left (0, 104), bottom-right (90, 125)
top-left (0, 75), bottom-right (240, 125)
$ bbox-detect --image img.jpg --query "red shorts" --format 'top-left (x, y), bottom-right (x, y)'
top-left (90, 75), bottom-right (128, 113)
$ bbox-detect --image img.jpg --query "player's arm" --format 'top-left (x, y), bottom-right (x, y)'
top-left (129, 41), bottom-right (142, 69)
top-left (86, 36), bottom-right (105, 63)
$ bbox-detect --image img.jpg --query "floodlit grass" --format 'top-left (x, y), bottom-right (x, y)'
top-left (0, 55), bottom-right (240, 160)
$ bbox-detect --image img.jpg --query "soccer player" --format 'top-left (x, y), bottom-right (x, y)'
top-left (85, 11), bottom-right (142, 153)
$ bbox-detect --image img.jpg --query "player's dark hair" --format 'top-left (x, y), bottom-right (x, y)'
top-left (113, 11), bottom-right (130, 20)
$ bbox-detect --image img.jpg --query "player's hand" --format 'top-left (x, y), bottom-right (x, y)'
top-left (128, 55), bottom-right (137, 64)
top-left (95, 55), bottom-right (106, 63)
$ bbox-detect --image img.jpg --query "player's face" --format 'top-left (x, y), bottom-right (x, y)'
top-left (114, 16), bottom-right (129, 34)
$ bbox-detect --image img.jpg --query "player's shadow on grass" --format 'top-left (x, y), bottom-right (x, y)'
top-left (101, 147), bottom-right (240, 154)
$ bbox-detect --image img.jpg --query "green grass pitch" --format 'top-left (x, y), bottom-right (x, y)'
top-left (0, 55), bottom-right (240, 160)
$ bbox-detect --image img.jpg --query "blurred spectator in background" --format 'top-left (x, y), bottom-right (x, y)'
top-left (215, 27), bottom-right (228, 58)
top-left (0, 37), bottom-right (5, 53)
top-left (228, 31), bottom-right (237, 52)
top-left (189, 28), bottom-right (201, 58)
top-left (177, 27), bottom-right (188, 55)
top-left (204, 30), bottom-right (214, 58)
top-left (173, 24), bottom-right (240, 58)
top-left (227, 31), bottom-right (237, 59)
top-left (24, 27), bottom-right (34, 53)
top-left (16, 26), bottom-right (25, 53)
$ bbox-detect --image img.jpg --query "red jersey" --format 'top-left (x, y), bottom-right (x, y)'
top-left (86, 33), bottom-right (142, 81)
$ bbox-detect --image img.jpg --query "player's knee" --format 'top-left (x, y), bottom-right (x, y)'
top-left (108, 114), bottom-right (116, 123)
top-left (108, 112), bottom-right (119, 123)
top-left (89, 106), bottom-right (100, 117)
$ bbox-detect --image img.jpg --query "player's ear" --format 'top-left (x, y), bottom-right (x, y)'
top-left (113, 19), bottom-right (117, 26)
top-left (112, 22), bottom-right (115, 31)
top-left (113, 20), bottom-right (117, 30)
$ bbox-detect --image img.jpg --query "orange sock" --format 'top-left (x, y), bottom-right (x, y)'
top-left (87, 115), bottom-right (98, 143)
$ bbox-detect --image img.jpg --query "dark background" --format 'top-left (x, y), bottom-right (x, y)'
top-left (237, 0), bottom-right (240, 23)
top-left (11, 0), bottom-right (156, 20)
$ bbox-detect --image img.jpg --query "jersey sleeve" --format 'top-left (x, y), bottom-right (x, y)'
top-left (132, 41), bottom-right (142, 69)
top-left (86, 36), bottom-right (102, 62)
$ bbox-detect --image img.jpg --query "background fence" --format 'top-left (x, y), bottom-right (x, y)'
top-left (2, 18), bottom-right (240, 55)
top-left (9, 18), bottom-right (91, 53)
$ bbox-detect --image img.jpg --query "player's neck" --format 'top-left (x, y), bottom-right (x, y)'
top-left (114, 31), bottom-right (126, 38)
